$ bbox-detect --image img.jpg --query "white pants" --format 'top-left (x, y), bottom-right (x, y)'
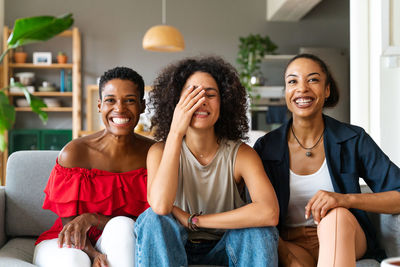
top-left (33, 216), bottom-right (135, 267)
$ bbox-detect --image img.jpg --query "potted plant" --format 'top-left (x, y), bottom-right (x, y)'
top-left (13, 47), bottom-right (28, 63)
top-left (236, 34), bottom-right (278, 99)
top-left (57, 51), bottom-right (68, 64)
top-left (0, 13), bottom-right (74, 151)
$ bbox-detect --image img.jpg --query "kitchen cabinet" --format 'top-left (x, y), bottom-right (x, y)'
top-left (249, 54), bottom-right (294, 131)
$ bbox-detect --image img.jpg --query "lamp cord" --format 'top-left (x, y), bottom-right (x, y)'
top-left (162, 0), bottom-right (166, 24)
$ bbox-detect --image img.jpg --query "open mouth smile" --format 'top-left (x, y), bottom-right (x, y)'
top-left (111, 117), bottom-right (131, 125)
top-left (193, 111), bottom-right (209, 118)
top-left (293, 97), bottom-right (314, 108)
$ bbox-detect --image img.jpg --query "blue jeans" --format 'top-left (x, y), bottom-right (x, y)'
top-left (135, 208), bottom-right (278, 267)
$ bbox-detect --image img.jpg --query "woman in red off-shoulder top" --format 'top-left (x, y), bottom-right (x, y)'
top-left (33, 67), bottom-right (154, 267)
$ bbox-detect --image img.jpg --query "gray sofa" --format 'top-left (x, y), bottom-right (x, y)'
top-left (0, 150), bottom-right (399, 266)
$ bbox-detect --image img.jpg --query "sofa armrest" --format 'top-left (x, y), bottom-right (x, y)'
top-left (0, 186), bottom-right (6, 248)
top-left (361, 184), bottom-right (400, 257)
top-left (376, 213), bottom-right (400, 257)
top-left (369, 211), bottom-right (400, 257)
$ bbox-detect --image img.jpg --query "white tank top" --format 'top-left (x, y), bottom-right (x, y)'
top-left (285, 159), bottom-right (334, 227)
top-left (174, 138), bottom-right (246, 240)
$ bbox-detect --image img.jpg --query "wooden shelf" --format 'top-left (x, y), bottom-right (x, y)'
top-left (1, 26), bottom-right (82, 185)
top-left (8, 28), bottom-right (73, 37)
top-left (10, 63), bottom-right (73, 69)
top-left (15, 107), bottom-right (73, 112)
top-left (8, 92), bottom-right (73, 97)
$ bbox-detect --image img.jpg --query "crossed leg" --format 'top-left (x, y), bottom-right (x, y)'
top-left (317, 207), bottom-right (367, 267)
top-left (278, 207), bottom-right (367, 267)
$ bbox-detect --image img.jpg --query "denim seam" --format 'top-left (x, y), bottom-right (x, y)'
top-left (226, 243), bottom-right (238, 267)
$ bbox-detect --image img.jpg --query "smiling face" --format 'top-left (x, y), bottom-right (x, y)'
top-left (285, 58), bottom-right (330, 119)
top-left (98, 79), bottom-right (144, 136)
top-left (183, 71), bottom-right (220, 130)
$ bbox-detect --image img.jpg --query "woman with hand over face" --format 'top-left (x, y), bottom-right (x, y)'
top-left (33, 67), bottom-right (154, 267)
top-left (254, 54), bottom-right (400, 267)
top-left (135, 56), bottom-right (279, 267)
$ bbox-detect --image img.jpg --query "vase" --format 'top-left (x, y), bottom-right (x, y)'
top-left (57, 55), bottom-right (68, 64)
top-left (13, 52), bottom-right (28, 63)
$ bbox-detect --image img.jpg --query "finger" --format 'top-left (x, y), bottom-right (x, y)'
top-left (305, 190), bottom-right (322, 219)
top-left (58, 231), bottom-right (65, 248)
top-left (74, 228), bottom-right (81, 250)
top-left (311, 198), bottom-right (326, 224)
top-left (100, 256), bottom-right (109, 267)
top-left (320, 203), bottom-right (330, 219)
top-left (305, 196), bottom-right (316, 219)
top-left (64, 227), bottom-right (71, 248)
top-left (178, 85), bottom-right (196, 105)
top-left (188, 96), bottom-right (206, 113)
top-left (81, 229), bottom-right (87, 250)
top-left (185, 91), bottom-right (206, 112)
top-left (181, 86), bottom-right (204, 108)
top-left (181, 85), bottom-right (203, 103)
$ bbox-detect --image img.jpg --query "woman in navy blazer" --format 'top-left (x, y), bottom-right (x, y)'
top-left (254, 54), bottom-right (400, 267)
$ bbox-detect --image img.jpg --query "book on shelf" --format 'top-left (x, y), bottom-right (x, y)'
top-left (60, 69), bottom-right (65, 92)
top-left (66, 70), bottom-right (72, 92)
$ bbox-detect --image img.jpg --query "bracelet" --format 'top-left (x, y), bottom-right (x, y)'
top-left (188, 212), bottom-right (202, 231)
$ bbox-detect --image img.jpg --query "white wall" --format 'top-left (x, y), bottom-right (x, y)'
top-left (5, 0), bottom-right (349, 85)
top-left (350, 0), bottom-right (400, 165)
top-left (381, 0), bottom-right (400, 165)
top-left (4, 0), bottom-right (350, 130)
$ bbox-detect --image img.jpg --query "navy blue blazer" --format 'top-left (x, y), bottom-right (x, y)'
top-left (254, 115), bottom-right (400, 260)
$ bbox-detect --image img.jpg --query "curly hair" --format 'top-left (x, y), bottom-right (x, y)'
top-left (150, 56), bottom-right (249, 142)
top-left (99, 66), bottom-right (145, 100)
top-left (285, 54), bottom-right (339, 108)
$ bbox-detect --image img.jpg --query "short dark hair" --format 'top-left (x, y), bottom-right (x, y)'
top-left (99, 67), bottom-right (145, 100)
top-left (285, 53), bottom-right (339, 108)
top-left (150, 56), bottom-right (249, 142)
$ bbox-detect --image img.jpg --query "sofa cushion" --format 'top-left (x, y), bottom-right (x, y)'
top-left (5, 151), bottom-right (59, 237)
top-left (356, 259), bottom-right (380, 267)
top-left (0, 237), bottom-right (36, 266)
top-left (375, 213), bottom-right (400, 257)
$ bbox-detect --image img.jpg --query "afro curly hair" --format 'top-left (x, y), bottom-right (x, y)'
top-left (150, 55), bottom-right (249, 142)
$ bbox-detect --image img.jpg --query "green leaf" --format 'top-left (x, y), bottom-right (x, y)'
top-left (0, 91), bottom-right (16, 132)
top-left (8, 13), bottom-right (73, 49)
top-left (30, 96), bottom-right (48, 123)
top-left (236, 33), bottom-right (279, 96)
top-left (14, 83), bottom-right (48, 124)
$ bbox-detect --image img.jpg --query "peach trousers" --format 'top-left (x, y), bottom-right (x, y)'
top-left (278, 207), bottom-right (367, 267)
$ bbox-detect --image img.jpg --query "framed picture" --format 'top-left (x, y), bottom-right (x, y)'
top-left (33, 52), bottom-right (52, 65)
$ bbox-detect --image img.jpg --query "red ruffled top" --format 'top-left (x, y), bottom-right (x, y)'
top-left (35, 160), bottom-right (150, 245)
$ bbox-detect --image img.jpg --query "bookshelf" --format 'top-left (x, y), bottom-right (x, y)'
top-left (0, 26), bottom-right (81, 184)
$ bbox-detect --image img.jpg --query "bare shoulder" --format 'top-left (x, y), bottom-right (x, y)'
top-left (148, 141), bottom-right (165, 156)
top-left (236, 142), bottom-right (259, 160)
top-left (58, 137), bottom-right (91, 168)
top-left (235, 143), bottom-right (263, 175)
top-left (146, 142), bottom-right (166, 170)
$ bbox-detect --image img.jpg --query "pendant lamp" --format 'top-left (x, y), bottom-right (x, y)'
top-left (142, 0), bottom-right (185, 52)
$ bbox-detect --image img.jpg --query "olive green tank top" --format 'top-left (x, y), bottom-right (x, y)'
top-left (174, 138), bottom-right (246, 240)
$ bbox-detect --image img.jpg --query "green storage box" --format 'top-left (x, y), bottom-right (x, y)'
top-left (40, 129), bottom-right (72, 150)
top-left (9, 129), bottom-right (40, 154)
